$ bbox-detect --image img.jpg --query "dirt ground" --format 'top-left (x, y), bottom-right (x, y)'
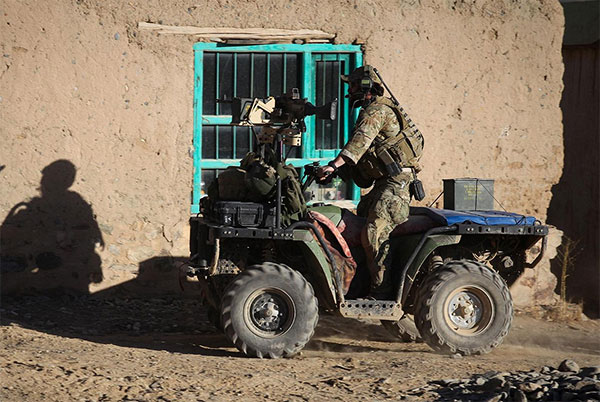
top-left (1, 295), bottom-right (598, 401)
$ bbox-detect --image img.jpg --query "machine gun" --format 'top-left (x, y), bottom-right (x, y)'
top-left (222, 88), bottom-right (337, 148)
top-left (215, 89), bottom-right (337, 229)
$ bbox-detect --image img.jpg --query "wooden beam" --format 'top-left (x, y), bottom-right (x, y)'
top-left (138, 22), bottom-right (335, 41)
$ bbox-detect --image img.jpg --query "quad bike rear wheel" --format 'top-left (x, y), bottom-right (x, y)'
top-left (381, 314), bottom-right (421, 342)
top-left (221, 262), bottom-right (319, 358)
top-left (415, 260), bottom-right (512, 355)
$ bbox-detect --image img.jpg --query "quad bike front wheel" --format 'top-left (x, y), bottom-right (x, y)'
top-left (415, 260), bottom-right (513, 355)
top-left (221, 262), bottom-right (319, 358)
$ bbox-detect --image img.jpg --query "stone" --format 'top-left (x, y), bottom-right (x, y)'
top-left (99, 223), bottom-right (114, 235)
top-left (144, 225), bottom-right (163, 241)
top-left (126, 246), bottom-right (155, 263)
top-left (528, 390), bottom-right (545, 400)
top-left (108, 264), bottom-right (138, 273)
top-left (475, 377), bottom-right (487, 386)
top-left (580, 367), bottom-right (600, 377)
top-left (519, 382), bottom-right (541, 392)
top-left (583, 391), bottom-right (600, 400)
top-left (512, 389), bottom-right (528, 402)
top-left (559, 359), bottom-right (580, 373)
top-left (438, 379), bottom-right (460, 386)
top-left (483, 377), bottom-right (506, 391)
top-left (578, 379), bottom-right (600, 392)
top-left (483, 394), bottom-right (503, 402)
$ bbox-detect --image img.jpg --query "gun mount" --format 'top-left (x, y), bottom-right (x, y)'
top-left (221, 88), bottom-right (337, 147)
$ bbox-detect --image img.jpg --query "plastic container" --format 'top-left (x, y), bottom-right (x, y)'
top-left (212, 201), bottom-right (277, 228)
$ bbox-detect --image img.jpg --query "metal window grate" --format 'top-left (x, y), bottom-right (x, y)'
top-left (192, 44), bottom-right (363, 213)
top-left (315, 59), bottom-right (345, 150)
top-left (203, 52), bottom-right (301, 115)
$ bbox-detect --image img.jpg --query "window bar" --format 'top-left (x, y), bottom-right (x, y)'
top-left (233, 53), bottom-right (237, 157)
top-left (342, 59), bottom-right (349, 146)
top-left (250, 53), bottom-right (254, 98)
top-left (233, 126), bottom-right (237, 158)
top-left (233, 53), bottom-right (238, 97)
top-left (266, 53), bottom-right (271, 96)
top-left (215, 54), bottom-right (220, 115)
top-left (321, 60), bottom-right (326, 149)
top-left (249, 126), bottom-right (253, 152)
top-left (337, 55), bottom-right (341, 149)
top-left (215, 125), bottom-right (220, 159)
top-left (283, 53), bottom-right (287, 93)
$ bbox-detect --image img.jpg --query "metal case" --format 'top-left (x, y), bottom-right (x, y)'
top-left (443, 178), bottom-right (494, 211)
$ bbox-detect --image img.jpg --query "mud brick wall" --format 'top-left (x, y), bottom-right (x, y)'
top-left (1, 0), bottom-right (565, 300)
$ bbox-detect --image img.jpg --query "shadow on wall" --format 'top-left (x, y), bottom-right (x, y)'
top-left (0, 160), bottom-right (231, 354)
top-left (1, 160), bottom-right (104, 294)
top-left (547, 39), bottom-right (600, 318)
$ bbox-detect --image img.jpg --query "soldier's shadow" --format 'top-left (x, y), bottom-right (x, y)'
top-left (1, 160), bottom-right (104, 293)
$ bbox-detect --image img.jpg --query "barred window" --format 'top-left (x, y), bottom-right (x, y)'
top-left (192, 44), bottom-right (363, 213)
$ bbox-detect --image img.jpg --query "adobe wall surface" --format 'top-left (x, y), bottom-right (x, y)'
top-left (0, 0), bottom-right (565, 295)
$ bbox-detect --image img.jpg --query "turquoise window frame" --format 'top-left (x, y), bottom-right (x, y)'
top-left (192, 43), bottom-right (363, 214)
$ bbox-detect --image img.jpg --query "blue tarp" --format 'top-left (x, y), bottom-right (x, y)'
top-left (410, 207), bottom-right (538, 226)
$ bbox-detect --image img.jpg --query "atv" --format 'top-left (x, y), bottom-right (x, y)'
top-left (184, 92), bottom-right (548, 358)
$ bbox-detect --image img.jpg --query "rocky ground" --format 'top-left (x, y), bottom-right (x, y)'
top-left (1, 294), bottom-right (598, 401)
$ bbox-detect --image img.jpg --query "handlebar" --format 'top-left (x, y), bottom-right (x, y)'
top-left (301, 162), bottom-right (337, 193)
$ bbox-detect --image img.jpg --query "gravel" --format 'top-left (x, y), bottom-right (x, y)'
top-left (403, 360), bottom-right (600, 401)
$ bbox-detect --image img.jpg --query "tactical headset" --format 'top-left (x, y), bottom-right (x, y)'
top-left (360, 65), bottom-right (374, 95)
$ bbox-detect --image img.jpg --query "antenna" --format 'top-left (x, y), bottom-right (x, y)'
top-left (373, 68), bottom-right (399, 106)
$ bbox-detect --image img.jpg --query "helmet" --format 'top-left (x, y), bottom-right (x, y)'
top-left (340, 65), bottom-right (382, 86)
top-left (341, 65), bottom-right (382, 107)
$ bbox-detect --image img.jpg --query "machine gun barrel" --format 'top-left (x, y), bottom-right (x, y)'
top-left (229, 89), bottom-right (337, 127)
top-left (304, 99), bottom-right (337, 121)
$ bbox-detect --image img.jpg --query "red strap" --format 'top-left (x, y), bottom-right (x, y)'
top-left (308, 211), bottom-right (353, 259)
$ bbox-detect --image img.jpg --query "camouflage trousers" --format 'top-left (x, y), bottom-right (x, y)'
top-left (356, 173), bottom-right (411, 291)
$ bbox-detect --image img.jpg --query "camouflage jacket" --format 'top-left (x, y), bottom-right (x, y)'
top-left (339, 96), bottom-right (401, 165)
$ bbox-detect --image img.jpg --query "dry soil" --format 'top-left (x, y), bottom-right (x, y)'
top-left (1, 295), bottom-right (598, 401)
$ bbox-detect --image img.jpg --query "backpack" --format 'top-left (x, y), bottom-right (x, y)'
top-left (275, 162), bottom-right (307, 225)
top-left (207, 146), bottom-right (307, 226)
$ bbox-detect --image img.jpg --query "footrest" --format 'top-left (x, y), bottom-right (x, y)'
top-left (340, 299), bottom-right (403, 320)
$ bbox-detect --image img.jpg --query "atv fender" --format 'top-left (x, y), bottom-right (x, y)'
top-left (391, 233), bottom-right (462, 303)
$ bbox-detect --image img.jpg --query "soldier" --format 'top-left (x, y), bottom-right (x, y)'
top-left (316, 65), bottom-right (424, 299)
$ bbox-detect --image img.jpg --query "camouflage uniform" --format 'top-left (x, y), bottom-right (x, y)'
top-left (339, 96), bottom-right (412, 293)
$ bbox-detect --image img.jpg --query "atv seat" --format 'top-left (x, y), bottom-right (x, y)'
top-left (390, 215), bottom-right (439, 237)
top-left (334, 208), bottom-right (442, 247)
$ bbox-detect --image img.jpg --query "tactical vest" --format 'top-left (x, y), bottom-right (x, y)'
top-left (355, 97), bottom-right (424, 182)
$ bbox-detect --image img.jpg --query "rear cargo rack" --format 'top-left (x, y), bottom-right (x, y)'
top-left (456, 223), bottom-right (548, 235)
